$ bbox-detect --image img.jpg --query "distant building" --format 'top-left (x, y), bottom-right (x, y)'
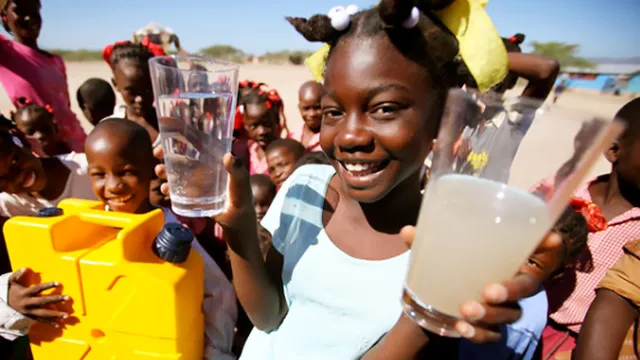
top-left (556, 63), bottom-right (640, 94)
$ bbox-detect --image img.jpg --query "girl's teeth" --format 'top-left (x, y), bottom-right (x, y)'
top-left (344, 163), bottom-right (372, 172)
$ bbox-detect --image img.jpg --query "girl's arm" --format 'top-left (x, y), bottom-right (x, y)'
top-left (225, 229), bottom-right (287, 332)
top-left (573, 289), bottom-right (639, 360)
top-left (362, 315), bottom-right (431, 359)
top-left (509, 53), bottom-right (560, 100)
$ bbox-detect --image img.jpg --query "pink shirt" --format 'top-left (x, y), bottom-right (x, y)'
top-left (545, 175), bottom-right (640, 333)
top-left (0, 35), bottom-right (86, 152)
top-left (289, 125), bottom-right (322, 152)
top-left (249, 141), bottom-right (269, 175)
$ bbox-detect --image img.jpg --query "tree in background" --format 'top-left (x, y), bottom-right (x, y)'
top-left (530, 42), bottom-right (596, 69)
top-left (200, 45), bottom-right (246, 63)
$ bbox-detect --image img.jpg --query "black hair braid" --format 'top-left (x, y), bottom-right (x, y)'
top-left (287, 0), bottom-right (462, 89)
top-left (286, 15), bottom-right (339, 43)
top-left (110, 43), bottom-right (154, 68)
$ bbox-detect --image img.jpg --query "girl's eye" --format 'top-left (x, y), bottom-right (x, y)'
top-left (527, 258), bottom-right (542, 269)
top-left (371, 103), bottom-right (401, 119)
top-left (322, 109), bottom-right (343, 120)
top-left (90, 172), bottom-right (105, 178)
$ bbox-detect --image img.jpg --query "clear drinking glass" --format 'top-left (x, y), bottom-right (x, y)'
top-left (149, 55), bottom-right (239, 217)
top-left (403, 88), bottom-right (624, 337)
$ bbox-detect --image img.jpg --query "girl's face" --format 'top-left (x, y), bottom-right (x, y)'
top-left (15, 109), bottom-right (58, 155)
top-left (2, 0), bottom-right (41, 41)
top-left (321, 36), bottom-right (441, 203)
top-left (113, 60), bottom-right (154, 118)
top-left (0, 133), bottom-right (46, 194)
top-left (243, 104), bottom-right (278, 148)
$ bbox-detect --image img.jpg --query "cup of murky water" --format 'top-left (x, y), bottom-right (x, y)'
top-left (149, 55), bottom-right (239, 217)
top-left (403, 88), bottom-right (625, 337)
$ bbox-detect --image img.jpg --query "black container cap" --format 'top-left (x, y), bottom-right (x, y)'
top-left (38, 207), bottom-right (63, 217)
top-left (152, 223), bottom-right (194, 264)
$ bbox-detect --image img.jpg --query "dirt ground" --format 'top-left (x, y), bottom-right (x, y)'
top-left (0, 61), bottom-right (636, 187)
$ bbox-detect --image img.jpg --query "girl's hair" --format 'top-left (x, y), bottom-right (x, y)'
top-left (503, 33), bottom-right (525, 53)
top-left (102, 37), bottom-right (166, 68)
top-left (10, 97), bottom-right (54, 123)
top-left (241, 87), bottom-right (290, 136)
top-left (553, 206), bottom-right (589, 271)
top-left (238, 80), bottom-right (267, 104)
top-left (287, 0), bottom-right (463, 93)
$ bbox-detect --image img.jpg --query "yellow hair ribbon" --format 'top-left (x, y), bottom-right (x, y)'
top-left (304, 0), bottom-right (507, 92)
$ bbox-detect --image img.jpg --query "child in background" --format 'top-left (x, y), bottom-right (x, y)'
top-left (0, 117), bottom-right (94, 218)
top-left (295, 151), bottom-right (331, 168)
top-left (85, 118), bottom-right (237, 360)
top-left (456, 33), bottom-right (560, 183)
top-left (11, 97), bottom-right (70, 157)
top-left (76, 78), bottom-right (117, 127)
top-left (265, 139), bottom-right (305, 188)
top-left (250, 174), bottom-right (276, 255)
top-left (0, 0), bottom-right (86, 152)
top-left (574, 239), bottom-right (640, 360)
top-left (154, 1), bottom-right (566, 358)
top-left (232, 80), bottom-right (266, 171)
top-left (289, 81), bottom-right (325, 151)
top-left (241, 87), bottom-right (288, 175)
top-left (540, 98), bottom-right (640, 359)
top-left (101, 40), bottom-right (165, 148)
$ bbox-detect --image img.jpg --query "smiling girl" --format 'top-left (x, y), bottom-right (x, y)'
top-left (156, 0), bottom-right (559, 358)
top-left (0, 0), bottom-right (86, 152)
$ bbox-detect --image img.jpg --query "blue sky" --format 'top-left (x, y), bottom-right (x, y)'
top-left (2, 0), bottom-right (639, 58)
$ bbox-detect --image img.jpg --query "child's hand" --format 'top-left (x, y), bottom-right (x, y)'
top-left (399, 226), bottom-right (561, 343)
top-left (8, 268), bottom-right (69, 327)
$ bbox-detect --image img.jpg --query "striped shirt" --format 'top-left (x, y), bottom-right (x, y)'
top-left (546, 175), bottom-right (640, 333)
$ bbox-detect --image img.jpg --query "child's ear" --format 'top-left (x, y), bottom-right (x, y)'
top-left (605, 141), bottom-right (621, 164)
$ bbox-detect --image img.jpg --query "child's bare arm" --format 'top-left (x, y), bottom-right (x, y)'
top-left (225, 229), bottom-right (287, 332)
top-left (508, 53), bottom-right (560, 100)
top-left (573, 289), bottom-right (639, 360)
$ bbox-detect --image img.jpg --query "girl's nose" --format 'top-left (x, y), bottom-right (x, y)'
top-left (335, 113), bottom-right (374, 153)
top-left (134, 95), bottom-right (144, 104)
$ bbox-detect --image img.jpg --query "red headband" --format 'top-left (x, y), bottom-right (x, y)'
top-left (12, 98), bottom-right (54, 115)
top-left (102, 36), bottom-right (166, 65)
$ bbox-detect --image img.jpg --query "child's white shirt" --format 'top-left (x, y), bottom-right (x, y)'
top-left (0, 152), bottom-right (96, 218)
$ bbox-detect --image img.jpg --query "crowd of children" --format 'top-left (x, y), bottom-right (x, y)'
top-left (0, 0), bottom-right (639, 359)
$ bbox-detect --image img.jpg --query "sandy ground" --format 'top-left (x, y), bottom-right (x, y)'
top-left (0, 61), bottom-right (636, 188)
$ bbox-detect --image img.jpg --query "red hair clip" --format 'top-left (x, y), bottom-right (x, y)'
top-left (570, 197), bottom-right (608, 232)
top-left (140, 36), bottom-right (167, 57)
top-left (102, 40), bottom-right (132, 65)
top-left (44, 104), bottom-right (54, 115)
top-left (508, 35), bottom-right (517, 43)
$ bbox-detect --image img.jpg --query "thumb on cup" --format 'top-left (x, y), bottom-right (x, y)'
top-left (222, 153), bottom-right (252, 209)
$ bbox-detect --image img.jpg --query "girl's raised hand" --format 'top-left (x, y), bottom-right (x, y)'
top-left (8, 268), bottom-right (69, 327)
top-left (399, 226), bottom-right (561, 343)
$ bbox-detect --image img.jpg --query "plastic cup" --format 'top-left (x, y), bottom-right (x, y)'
top-left (149, 55), bottom-right (239, 217)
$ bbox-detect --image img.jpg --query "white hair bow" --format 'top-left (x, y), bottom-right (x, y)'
top-left (327, 4), bottom-right (360, 31)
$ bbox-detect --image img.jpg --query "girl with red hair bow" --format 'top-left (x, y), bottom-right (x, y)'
top-left (10, 97), bottom-right (70, 157)
top-left (101, 36), bottom-right (167, 148)
top-left (0, 0), bottom-right (87, 153)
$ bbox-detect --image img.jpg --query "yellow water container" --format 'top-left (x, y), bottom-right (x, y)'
top-left (3, 199), bottom-right (204, 359)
